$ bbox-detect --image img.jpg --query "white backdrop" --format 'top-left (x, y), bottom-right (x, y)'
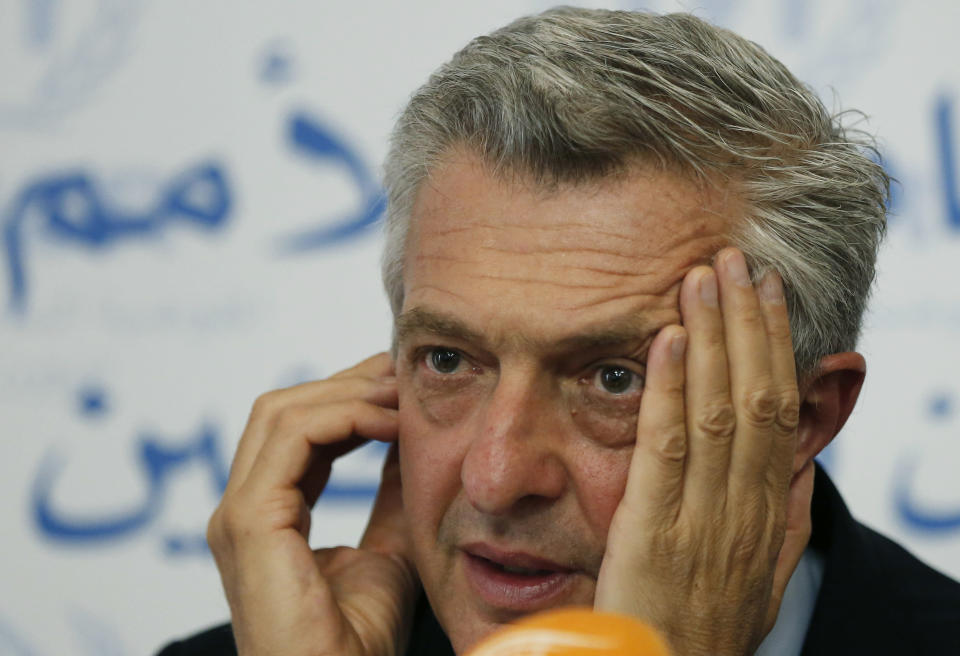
top-left (2, 1), bottom-right (959, 654)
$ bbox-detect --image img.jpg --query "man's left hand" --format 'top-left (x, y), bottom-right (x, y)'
top-left (594, 247), bottom-right (813, 655)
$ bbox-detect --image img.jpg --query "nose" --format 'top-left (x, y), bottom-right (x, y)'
top-left (460, 371), bottom-right (568, 515)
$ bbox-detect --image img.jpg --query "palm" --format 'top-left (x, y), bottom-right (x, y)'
top-left (315, 546), bottom-right (419, 656)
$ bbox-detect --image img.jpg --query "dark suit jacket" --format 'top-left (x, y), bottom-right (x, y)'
top-left (157, 466), bottom-right (960, 655)
top-left (799, 466), bottom-right (960, 654)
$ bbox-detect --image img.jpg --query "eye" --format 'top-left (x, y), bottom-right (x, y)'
top-left (593, 364), bottom-right (643, 395)
top-left (426, 348), bottom-right (464, 374)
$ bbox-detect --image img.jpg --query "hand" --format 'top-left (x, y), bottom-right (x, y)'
top-left (594, 248), bottom-right (811, 655)
top-left (206, 353), bottom-right (419, 656)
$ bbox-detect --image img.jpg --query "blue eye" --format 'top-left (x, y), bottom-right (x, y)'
top-left (428, 348), bottom-right (462, 374)
top-left (594, 365), bottom-right (641, 395)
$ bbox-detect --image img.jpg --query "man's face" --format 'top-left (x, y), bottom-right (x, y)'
top-left (395, 150), bottom-right (736, 653)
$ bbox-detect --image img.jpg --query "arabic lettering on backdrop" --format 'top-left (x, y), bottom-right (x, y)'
top-left (937, 94), bottom-right (960, 230)
top-left (275, 111), bottom-right (386, 252)
top-left (3, 162), bottom-right (232, 313)
top-left (3, 111), bottom-right (385, 313)
top-left (31, 385), bottom-right (385, 553)
top-left (893, 392), bottom-right (960, 534)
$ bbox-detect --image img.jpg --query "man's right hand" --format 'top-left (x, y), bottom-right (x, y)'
top-left (207, 353), bottom-right (419, 656)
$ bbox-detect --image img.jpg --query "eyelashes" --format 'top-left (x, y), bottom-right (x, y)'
top-left (407, 345), bottom-right (643, 445)
top-left (414, 345), bottom-right (644, 399)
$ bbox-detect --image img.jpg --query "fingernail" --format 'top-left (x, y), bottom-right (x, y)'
top-left (699, 270), bottom-right (718, 307)
top-left (671, 331), bottom-right (687, 361)
top-left (758, 270), bottom-right (785, 304)
top-left (723, 249), bottom-right (751, 287)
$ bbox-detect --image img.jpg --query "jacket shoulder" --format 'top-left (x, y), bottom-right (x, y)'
top-left (803, 465), bottom-right (960, 654)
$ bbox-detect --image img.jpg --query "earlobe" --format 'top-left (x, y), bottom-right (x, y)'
top-left (794, 352), bottom-right (866, 473)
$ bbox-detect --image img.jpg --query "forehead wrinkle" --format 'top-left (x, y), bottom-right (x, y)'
top-left (471, 221), bottom-right (723, 261)
top-left (472, 272), bottom-right (619, 290)
top-left (556, 263), bottom-right (652, 277)
top-left (473, 220), bottom-right (649, 246)
top-left (414, 253), bottom-right (482, 266)
top-left (428, 224), bottom-right (485, 237)
top-left (562, 290), bottom-right (667, 312)
top-left (560, 236), bottom-right (724, 313)
top-left (403, 284), bottom-right (471, 306)
top-left (477, 244), bottom-right (642, 260)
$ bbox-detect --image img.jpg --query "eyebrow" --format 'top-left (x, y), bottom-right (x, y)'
top-left (394, 306), bottom-right (659, 354)
top-left (395, 307), bottom-right (485, 346)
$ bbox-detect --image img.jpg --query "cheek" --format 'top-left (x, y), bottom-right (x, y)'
top-left (569, 443), bottom-right (634, 538)
top-left (569, 400), bottom-right (640, 449)
top-left (562, 380), bottom-right (642, 449)
top-left (398, 389), bottom-right (466, 534)
top-left (415, 380), bottom-right (486, 426)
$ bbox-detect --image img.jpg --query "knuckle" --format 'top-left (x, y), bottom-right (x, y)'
top-left (250, 390), bottom-right (282, 420)
top-left (739, 308), bottom-right (766, 331)
top-left (695, 401), bottom-right (737, 441)
top-left (653, 427), bottom-right (687, 464)
top-left (768, 327), bottom-right (794, 352)
top-left (741, 388), bottom-right (778, 427)
top-left (342, 397), bottom-right (368, 414)
top-left (274, 404), bottom-right (312, 433)
top-left (698, 328), bottom-right (726, 352)
top-left (206, 508), bottom-right (222, 546)
top-left (209, 500), bottom-right (244, 545)
top-left (775, 392), bottom-right (801, 432)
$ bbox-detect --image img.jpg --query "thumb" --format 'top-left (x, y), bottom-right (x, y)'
top-left (360, 444), bottom-right (412, 560)
top-left (764, 460), bottom-right (815, 634)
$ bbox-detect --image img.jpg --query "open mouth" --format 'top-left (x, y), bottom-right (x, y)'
top-left (461, 546), bottom-right (577, 611)
top-left (480, 557), bottom-right (556, 576)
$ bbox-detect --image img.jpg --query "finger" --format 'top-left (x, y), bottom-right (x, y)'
top-left (227, 374), bottom-right (398, 494)
top-left (242, 400), bottom-right (399, 497)
top-left (680, 265), bottom-right (735, 508)
top-left (763, 460), bottom-right (814, 635)
top-left (715, 248), bottom-right (776, 494)
top-left (359, 444), bottom-right (411, 558)
top-left (756, 270), bottom-right (801, 486)
top-left (622, 325), bottom-right (688, 525)
top-left (299, 434), bottom-right (368, 508)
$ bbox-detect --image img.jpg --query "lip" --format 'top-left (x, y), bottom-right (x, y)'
top-left (461, 542), bottom-right (577, 612)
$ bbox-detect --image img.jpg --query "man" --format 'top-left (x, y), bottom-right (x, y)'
top-left (161, 8), bottom-right (960, 655)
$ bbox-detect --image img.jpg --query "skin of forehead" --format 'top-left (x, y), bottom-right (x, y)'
top-left (399, 148), bottom-right (739, 345)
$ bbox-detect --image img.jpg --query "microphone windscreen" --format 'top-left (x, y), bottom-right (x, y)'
top-left (464, 607), bottom-right (672, 656)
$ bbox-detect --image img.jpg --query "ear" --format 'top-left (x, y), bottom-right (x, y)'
top-left (793, 352), bottom-right (866, 473)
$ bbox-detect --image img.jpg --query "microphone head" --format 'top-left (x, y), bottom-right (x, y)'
top-left (464, 607), bottom-right (672, 656)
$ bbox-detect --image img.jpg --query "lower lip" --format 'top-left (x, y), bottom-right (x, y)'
top-left (463, 552), bottom-right (576, 612)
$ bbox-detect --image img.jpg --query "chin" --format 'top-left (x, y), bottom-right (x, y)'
top-left (436, 581), bottom-right (598, 655)
top-left (446, 616), bottom-right (505, 656)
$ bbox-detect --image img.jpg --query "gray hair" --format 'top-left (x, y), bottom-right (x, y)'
top-left (381, 7), bottom-right (889, 377)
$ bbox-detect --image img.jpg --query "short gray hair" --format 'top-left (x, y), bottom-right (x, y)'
top-left (381, 7), bottom-right (889, 377)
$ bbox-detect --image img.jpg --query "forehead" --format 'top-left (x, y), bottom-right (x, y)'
top-left (402, 151), bottom-right (737, 343)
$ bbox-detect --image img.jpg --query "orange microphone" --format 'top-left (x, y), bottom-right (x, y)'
top-left (465, 607), bottom-right (672, 656)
